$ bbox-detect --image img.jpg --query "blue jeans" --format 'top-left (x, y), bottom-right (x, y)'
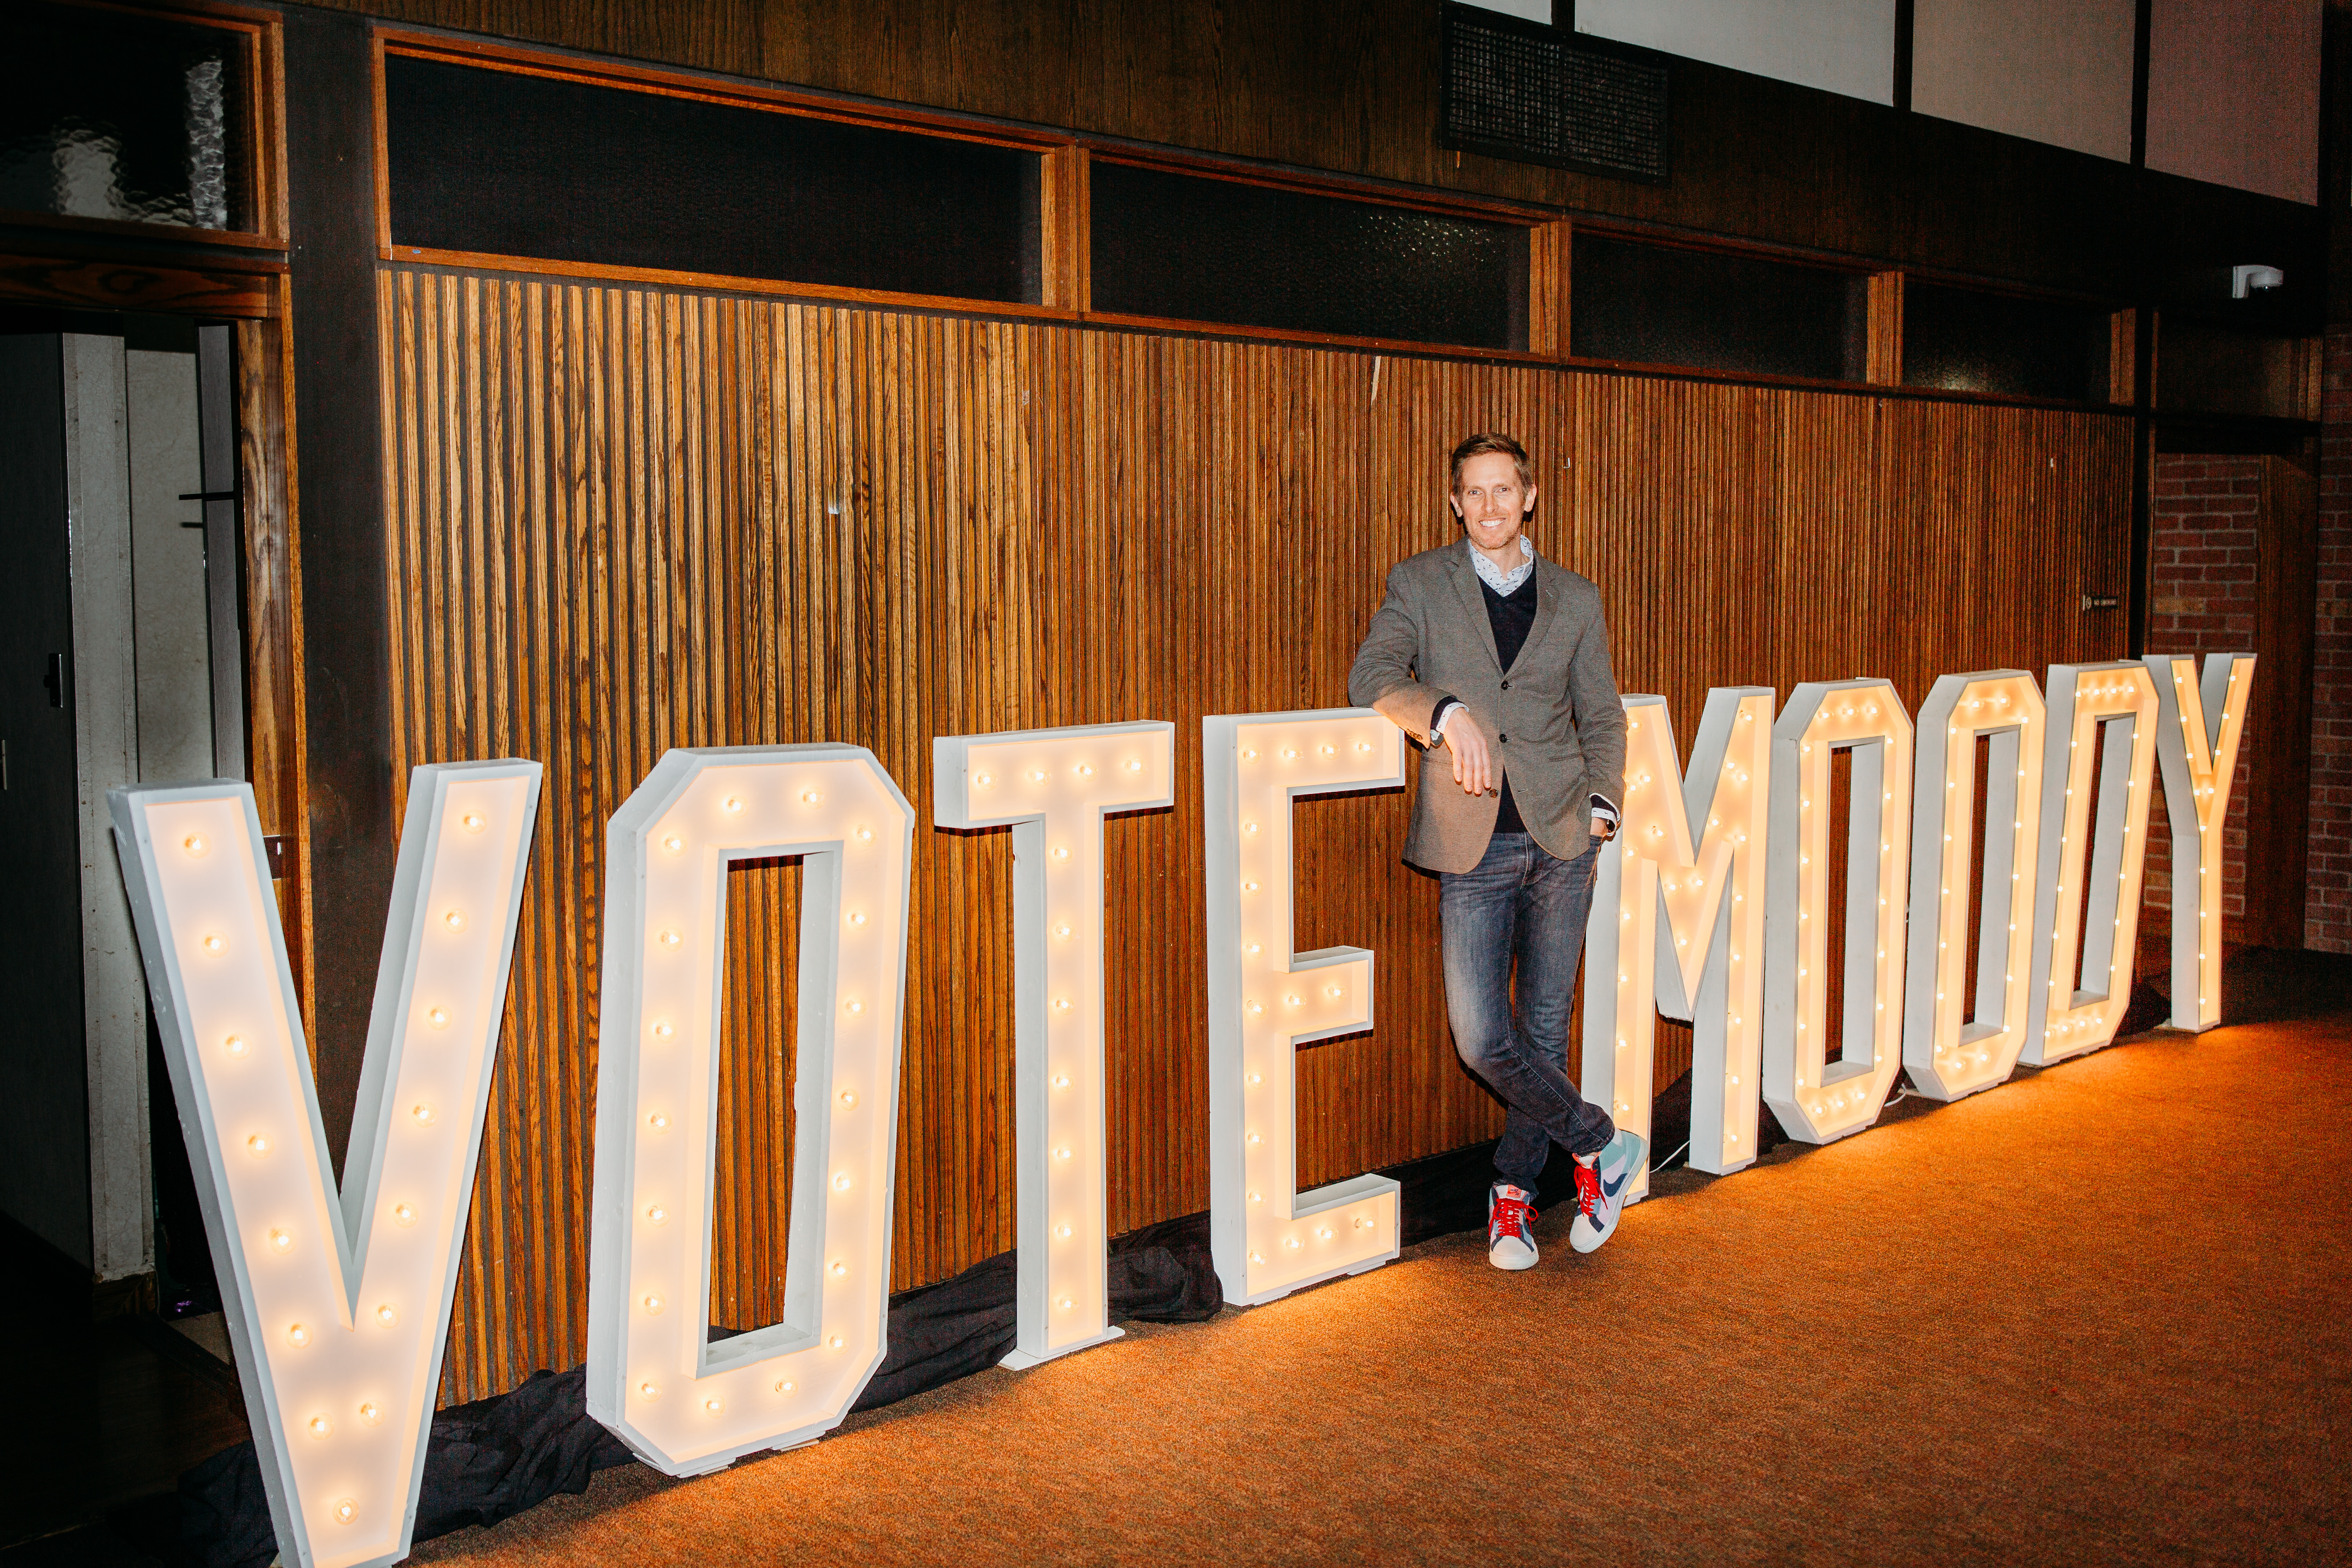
top-left (1440, 830), bottom-right (1615, 1190)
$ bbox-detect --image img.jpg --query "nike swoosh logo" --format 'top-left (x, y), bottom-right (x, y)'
top-left (1602, 1171), bottom-right (1628, 1198)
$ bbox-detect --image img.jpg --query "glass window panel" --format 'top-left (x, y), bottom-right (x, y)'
top-left (1903, 283), bottom-right (2109, 403)
top-left (1569, 232), bottom-right (1865, 381)
top-left (0, 2), bottom-right (251, 232)
top-left (1089, 162), bottom-right (1529, 351)
top-left (384, 56), bottom-right (1043, 305)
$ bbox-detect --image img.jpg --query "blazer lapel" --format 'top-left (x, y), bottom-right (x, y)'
top-left (1444, 546), bottom-right (1505, 673)
top-left (1523, 555), bottom-right (1565, 662)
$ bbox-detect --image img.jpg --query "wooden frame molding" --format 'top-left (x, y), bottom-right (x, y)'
top-left (0, 250), bottom-right (282, 317)
top-left (1867, 270), bottom-right (1904, 385)
top-left (1528, 218), bottom-right (1570, 359)
top-left (236, 306), bottom-right (313, 1026)
top-left (359, 23), bottom-right (2148, 412)
top-left (1041, 144), bottom-right (1090, 312)
top-left (3, 0), bottom-right (287, 251)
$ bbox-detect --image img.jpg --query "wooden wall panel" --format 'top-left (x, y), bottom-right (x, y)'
top-left (379, 267), bottom-right (2132, 1403)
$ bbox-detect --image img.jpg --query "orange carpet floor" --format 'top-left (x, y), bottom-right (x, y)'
top-left (411, 1002), bottom-right (2352, 1566)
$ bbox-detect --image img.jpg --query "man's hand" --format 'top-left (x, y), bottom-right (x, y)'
top-left (1443, 711), bottom-right (1496, 797)
top-left (1591, 816), bottom-right (1614, 841)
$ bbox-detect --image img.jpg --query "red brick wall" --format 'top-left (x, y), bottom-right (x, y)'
top-left (2140, 456), bottom-right (2260, 963)
top-left (2315, 329), bottom-right (2352, 954)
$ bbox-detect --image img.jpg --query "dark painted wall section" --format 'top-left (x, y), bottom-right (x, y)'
top-left (311, 0), bottom-right (2325, 331)
top-left (283, 6), bottom-right (391, 1173)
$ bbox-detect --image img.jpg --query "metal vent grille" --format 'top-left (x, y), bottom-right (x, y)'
top-left (1441, 4), bottom-right (1669, 184)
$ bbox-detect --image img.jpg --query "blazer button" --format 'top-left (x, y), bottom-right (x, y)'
top-left (1498, 733), bottom-right (1508, 743)
top-left (1500, 680), bottom-right (1511, 690)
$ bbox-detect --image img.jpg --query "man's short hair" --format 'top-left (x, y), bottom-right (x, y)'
top-left (1449, 432), bottom-right (1534, 495)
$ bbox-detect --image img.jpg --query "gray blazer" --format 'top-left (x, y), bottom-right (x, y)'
top-left (1347, 543), bottom-right (1627, 874)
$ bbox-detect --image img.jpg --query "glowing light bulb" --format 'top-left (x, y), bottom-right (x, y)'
top-left (203, 934), bottom-right (225, 954)
top-left (360, 1402), bottom-right (383, 1425)
top-left (642, 1293), bottom-right (663, 1315)
top-left (1029, 769), bottom-right (1047, 783)
top-left (426, 1007), bottom-right (450, 1029)
top-left (663, 834), bottom-right (684, 854)
top-left (1052, 1074), bottom-right (1070, 1089)
top-left (1355, 741), bottom-right (1372, 754)
top-left (1244, 821), bottom-right (1259, 835)
top-left (1243, 941), bottom-right (1260, 955)
top-left (1243, 880), bottom-right (1260, 892)
top-left (1281, 747), bottom-right (1298, 760)
top-left (269, 1227), bottom-right (293, 1253)
top-left (659, 929), bottom-right (682, 947)
top-left (647, 1204), bottom-right (667, 1225)
top-left (1125, 758), bottom-right (1143, 772)
top-left (443, 909), bottom-right (467, 932)
top-left (855, 824), bottom-right (873, 841)
top-left (652, 1020), bottom-right (674, 1038)
top-left (975, 773), bottom-right (994, 789)
top-left (640, 1381), bottom-right (659, 1400)
top-left (846, 999), bottom-right (864, 1015)
top-left (801, 789), bottom-right (823, 805)
top-left (1077, 763), bottom-right (1095, 778)
top-left (1243, 749), bottom-right (1257, 761)
top-left (1059, 1296), bottom-right (1075, 1310)
top-left (833, 1173), bottom-right (851, 1190)
top-left (1247, 1132), bottom-right (1262, 1145)
top-left (775, 1379), bottom-right (794, 1394)
top-left (393, 1202), bottom-right (417, 1226)
top-left (310, 1416), bottom-right (334, 1440)
top-left (375, 1303), bottom-right (398, 1328)
top-left (830, 1260), bottom-right (847, 1276)
top-left (1246, 1072), bottom-right (1262, 1085)
top-left (839, 1089), bottom-right (857, 1106)
top-left (223, 1034), bottom-right (249, 1058)
top-left (461, 811), bottom-right (485, 833)
top-left (411, 1103), bottom-right (436, 1126)
top-left (648, 1111), bottom-right (670, 1131)
top-left (333, 1499), bottom-right (358, 1525)
top-left (287, 1323), bottom-right (310, 1348)
top-left (705, 1397), bottom-right (724, 1415)
top-left (1052, 922), bottom-right (1070, 938)
top-left (1247, 1000), bottom-right (1264, 1014)
top-left (183, 833), bottom-right (208, 857)
top-left (724, 797), bottom-right (744, 813)
top-left (1285, 1237), bottom-right (1302, 1250)
top-left (247, 1134), bottom-right (270, 1158)
top-left (829, 1335), bottom-right (845, 1350)
top-left (1057, 1224), bottom-right (1073, 1237)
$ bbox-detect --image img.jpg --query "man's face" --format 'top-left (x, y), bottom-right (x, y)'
top-left (1450, 451), bottom-right (1536, 553)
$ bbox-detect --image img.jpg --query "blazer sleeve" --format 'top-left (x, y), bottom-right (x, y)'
top-left (1347, 564), bottom-right (1452, 745)
top-left (1569, 597), bottom-right (1627, 814)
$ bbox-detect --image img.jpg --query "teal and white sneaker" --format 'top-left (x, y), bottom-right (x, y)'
top-left (1568, 1130), bottom-right (1646, 1254)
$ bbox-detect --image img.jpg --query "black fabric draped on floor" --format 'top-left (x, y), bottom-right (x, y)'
top-left (175, 1127), bottom-right (1579, 1568)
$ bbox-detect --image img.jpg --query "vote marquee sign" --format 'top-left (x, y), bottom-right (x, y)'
top-left (112, 653), bottom-right (2249, 1568)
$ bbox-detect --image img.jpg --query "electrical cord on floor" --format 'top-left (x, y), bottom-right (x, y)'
top-left (1654, 1139), bottom-right (1691, 1171)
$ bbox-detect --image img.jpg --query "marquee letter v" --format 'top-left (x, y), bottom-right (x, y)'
top-left (111, 761), bottom-right (542, 1568)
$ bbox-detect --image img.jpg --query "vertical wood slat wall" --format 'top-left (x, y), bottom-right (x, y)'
top-left (377, 267), bottom-right (2131, 1404)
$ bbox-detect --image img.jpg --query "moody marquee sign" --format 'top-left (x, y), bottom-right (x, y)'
top-left (114, 654), bottom-right (2249, 1568)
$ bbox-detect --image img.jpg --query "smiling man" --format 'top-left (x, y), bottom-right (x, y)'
top-left (1347, 432), bottom-right (1644, 1269)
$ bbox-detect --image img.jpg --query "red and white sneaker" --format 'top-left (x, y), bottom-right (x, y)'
top-left (1488, 1182), bottom-right (1538, 1270)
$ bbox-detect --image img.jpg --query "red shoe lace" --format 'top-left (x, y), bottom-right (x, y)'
top-left (1491, 1194), bottom-right (1534, 1243)
top-left (1574, 1160), bottom-right (1603, 1220)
